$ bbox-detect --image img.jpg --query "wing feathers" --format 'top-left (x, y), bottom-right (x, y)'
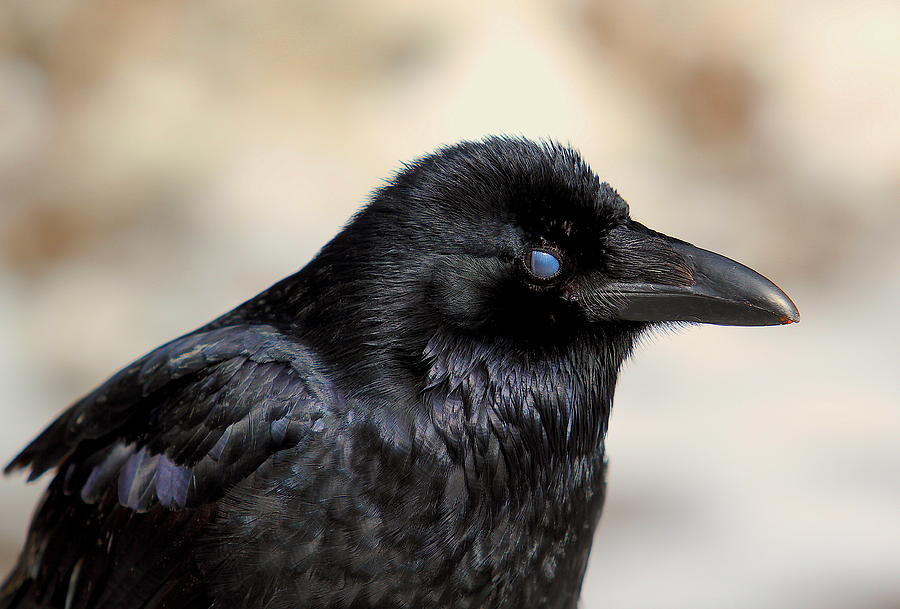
top-left (5, 325), bottom-right (335, 512)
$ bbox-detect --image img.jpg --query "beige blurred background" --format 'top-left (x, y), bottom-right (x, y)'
top-left (1, 1), bottom-right (898, 607)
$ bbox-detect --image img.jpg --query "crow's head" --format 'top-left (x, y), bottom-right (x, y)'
top-left (293, 137), bottom-right (797, 380)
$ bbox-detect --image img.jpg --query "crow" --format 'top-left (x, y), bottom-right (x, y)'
top-left (1, 137), bottom-right (798, 609)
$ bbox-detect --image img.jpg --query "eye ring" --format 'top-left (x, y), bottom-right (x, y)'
top-left (526, 249), bottom-right (563, 280)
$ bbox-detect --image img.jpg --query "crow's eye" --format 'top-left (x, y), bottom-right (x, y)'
top-left (527, 250), bottom-right (561, 279)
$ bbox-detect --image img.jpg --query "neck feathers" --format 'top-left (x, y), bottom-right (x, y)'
top-left (421, 328), bottom-right (632, 487)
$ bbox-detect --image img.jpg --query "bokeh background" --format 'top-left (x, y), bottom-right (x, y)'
top-left (1, 2), bottom-right (898, 607)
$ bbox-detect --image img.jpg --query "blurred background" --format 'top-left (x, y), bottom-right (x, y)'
top-left (1, 1), bottom-right (898, 607)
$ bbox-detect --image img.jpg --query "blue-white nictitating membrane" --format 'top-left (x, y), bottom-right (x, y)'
top-left (529, 250), bottom-right (561, 278)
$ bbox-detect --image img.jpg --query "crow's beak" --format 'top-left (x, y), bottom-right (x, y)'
top-left (608, 234), bottom-right (799, 327)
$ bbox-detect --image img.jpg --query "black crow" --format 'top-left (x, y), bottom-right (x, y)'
top-left (1, 137), bottom-right (798, 609)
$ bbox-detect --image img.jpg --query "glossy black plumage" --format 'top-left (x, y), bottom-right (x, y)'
top-left (1, 137), bottom-right (797, 609)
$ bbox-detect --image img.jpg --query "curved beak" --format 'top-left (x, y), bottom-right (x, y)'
top-left (609, 237), bottom-right (799, 327)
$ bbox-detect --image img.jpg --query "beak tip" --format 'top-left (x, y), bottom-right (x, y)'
top-left (779, 306), bottom-right (800, 325)
top-left (770, 289), bottom-right (800, 325)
